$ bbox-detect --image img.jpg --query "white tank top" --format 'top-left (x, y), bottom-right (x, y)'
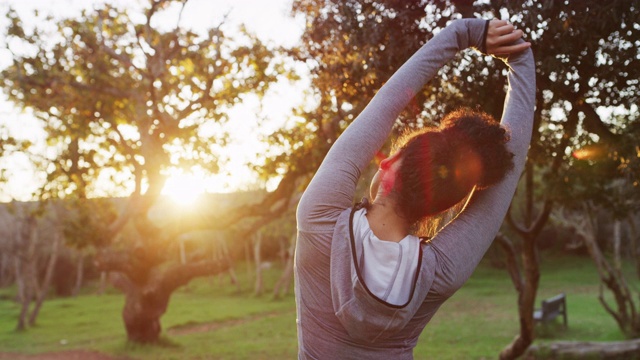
top-left (352, 208), bottom-right (420, 305)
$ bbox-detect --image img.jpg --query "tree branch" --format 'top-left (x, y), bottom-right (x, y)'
top-left (94, 250), bottom-right (137, 283)
top-left (96, 9), bottom-right (145, 75)
top-left (506, 205), bottom-right (529, 237)
top-left (159, 258), bottom-right (229, 295)
top-left (496, 233), bottom-right (523, 294)
top-left (528, 198), bottom-right (554, 237)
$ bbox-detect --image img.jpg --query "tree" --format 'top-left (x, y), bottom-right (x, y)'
top-left (0, 201), bottom-right (62, 331)
top-left (270, 0), bottom-right (639, 358)
top-left (1, 0), bottom-right (288, 343)
top-left (551, 120), bottom-right (640, 339)
top-left (493, 1), bottom-right (639, 357)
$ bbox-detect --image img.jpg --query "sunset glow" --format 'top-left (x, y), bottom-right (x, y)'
top-left (161, 169), bottom-right (209, 205)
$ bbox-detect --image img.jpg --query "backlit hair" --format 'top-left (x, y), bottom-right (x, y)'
top-left (391, 108), bottom-right (514, 228)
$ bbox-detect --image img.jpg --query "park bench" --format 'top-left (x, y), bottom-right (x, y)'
top-left (533, 293), bottom-right (567, 327)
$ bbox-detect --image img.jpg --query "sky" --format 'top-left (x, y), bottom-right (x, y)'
top-left (0, 0), bottom-right (307, 201)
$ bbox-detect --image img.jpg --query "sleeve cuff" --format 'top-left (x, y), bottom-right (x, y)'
top-left (480, 19), bottom-right (490, 53)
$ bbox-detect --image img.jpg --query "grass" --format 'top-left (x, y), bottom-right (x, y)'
top-left (0, 255), bottom-right (633, 359)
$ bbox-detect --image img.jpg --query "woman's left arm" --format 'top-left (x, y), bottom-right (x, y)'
top-left (430, 22), bottom-right (536, 295)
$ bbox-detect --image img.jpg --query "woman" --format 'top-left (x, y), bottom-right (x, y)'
top-left (295, 18), bottom-right (535, 359)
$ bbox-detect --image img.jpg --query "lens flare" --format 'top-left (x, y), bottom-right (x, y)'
top-left (454, 148), bottom-right (482, 190)
top-left (374, 151), bottom-right (386, 166)
top-left (572, 145), bottom-right (605, 161)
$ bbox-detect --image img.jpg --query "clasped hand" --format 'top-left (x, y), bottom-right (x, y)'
top-left (485, 19), bottom-right (531, 57)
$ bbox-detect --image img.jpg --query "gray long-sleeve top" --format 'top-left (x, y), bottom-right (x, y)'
top-left (295, 18), bottom-right (536, 359)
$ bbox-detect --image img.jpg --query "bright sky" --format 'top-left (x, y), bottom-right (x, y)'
top-left (0, 0), bottom-right (307, 202)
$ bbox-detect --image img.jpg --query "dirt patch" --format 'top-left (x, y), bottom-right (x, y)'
top-left (167, 309), bottom-right (293, 336)
top-left (0, 350), bottom-right (131, 360)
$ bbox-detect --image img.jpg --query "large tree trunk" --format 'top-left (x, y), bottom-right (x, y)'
top-left (498, 232), bottom-right (541, 360)
top-left (500, 158), bottom-right (554, 358)
top-left (97, 252), bottom-right (229, 343)
top-left (120, 280), bottom-right (169, 343)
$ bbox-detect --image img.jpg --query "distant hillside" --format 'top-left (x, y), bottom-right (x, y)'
top-left (148, 190), bottom-right (267, 224)
top-left (0, 190), bottom-right (271, 247)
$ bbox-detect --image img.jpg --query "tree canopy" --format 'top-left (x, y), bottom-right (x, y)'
top-left (2, 0), bottom-right (282, 201)
top-left (1, 0), bottom-right (290, 343)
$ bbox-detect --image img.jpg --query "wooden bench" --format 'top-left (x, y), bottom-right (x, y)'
top-left (533, 293), bottom-right (567, 327)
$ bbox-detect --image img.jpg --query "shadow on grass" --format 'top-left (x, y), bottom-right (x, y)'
top-left (536, 321), bottom-right (569, 339)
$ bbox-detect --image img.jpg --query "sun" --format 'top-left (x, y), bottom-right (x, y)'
top-left (161, 169), bottom-right (209, 205)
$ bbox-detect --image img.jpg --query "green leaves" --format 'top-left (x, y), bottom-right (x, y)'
top-left (2, 1), bottom-right (284, 202)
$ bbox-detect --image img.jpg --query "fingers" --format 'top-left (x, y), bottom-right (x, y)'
top-left (486, 33), bottom-right (523, 51)
top-left (493, 24), bottom-right (515, 36)
top-left (489, 19), bottom-right (508, 28)
top-left (492, 42), bottom-right (532, 56)
top-left (500, 29), bottom-right (524, 44)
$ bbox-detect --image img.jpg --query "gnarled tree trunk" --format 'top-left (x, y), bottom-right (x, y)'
top-left (119, 279), bottom-right (168, 343)
top-left (98, 251), bottom-right (229, 343)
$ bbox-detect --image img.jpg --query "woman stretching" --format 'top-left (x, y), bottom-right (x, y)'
top-left (295, 18), bottom-right (535, 359)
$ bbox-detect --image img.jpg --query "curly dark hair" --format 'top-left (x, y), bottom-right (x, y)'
top-left (392, 108), bottom-right (514, 224)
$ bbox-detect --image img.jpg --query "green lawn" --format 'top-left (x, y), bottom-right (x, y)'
top-left (0, 255), bottom-right (631, 359)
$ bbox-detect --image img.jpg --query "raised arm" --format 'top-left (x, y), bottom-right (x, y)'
top-left (430, 23), bottom-right (536, 295)
top-left (297, 19), bottom-right (490, 233)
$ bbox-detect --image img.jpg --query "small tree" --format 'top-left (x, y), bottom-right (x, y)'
top-left (1, 202), bottom-right (62, 331)
top-left (553, 122), bottom-right (640, 338)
